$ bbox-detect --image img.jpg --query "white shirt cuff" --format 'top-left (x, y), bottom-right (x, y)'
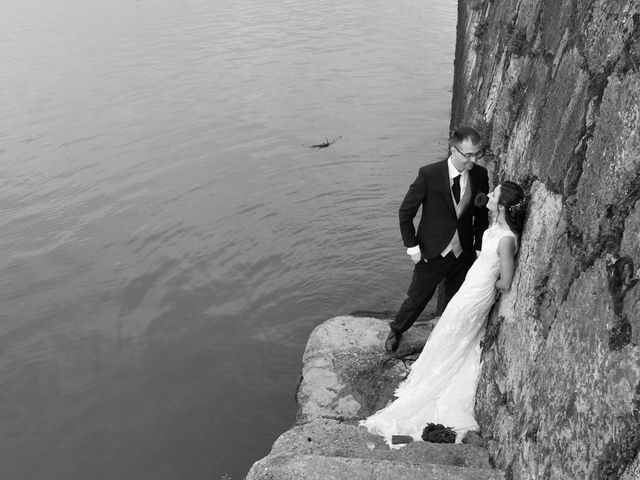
top-left (407, 246), bottom-right (421, 255)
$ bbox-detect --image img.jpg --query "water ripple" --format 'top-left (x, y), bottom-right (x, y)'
top-left (0, 0), bottom-right (456, 478)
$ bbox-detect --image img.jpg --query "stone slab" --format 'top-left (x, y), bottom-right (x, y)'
top-left (246, 454), bottom-right (504, 480)
top-left (296, 316), bottom-right (433, 423)
top-left (268, 419), bottom-right (492, 469)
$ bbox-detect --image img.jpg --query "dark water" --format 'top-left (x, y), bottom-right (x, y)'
top-left (0, 0), bottom-right (455, 478)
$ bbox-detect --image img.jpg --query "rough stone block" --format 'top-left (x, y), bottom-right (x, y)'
top-left (296, 316), bottom-right (432, 424)
top-left (583, 1), bottom-right (640, 73)
top-left (529, 49), bottom-right (590, 192)
top-left (573, 74), bottom-right (640, 249)
top-left (620, 199), bottom-right (640, 345)
top-left (268, 419), bottom-right (492, 469)
top-left (246, 454), bottom-right (504, 480)
top-left (621, 454), bottom-right (640, 480)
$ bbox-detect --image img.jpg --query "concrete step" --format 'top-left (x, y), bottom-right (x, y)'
top-left (268, 419), bottom-right (492, 469)
top-left (246, 453), bottom-right (504, 480)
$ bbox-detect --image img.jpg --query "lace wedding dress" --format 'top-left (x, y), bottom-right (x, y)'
top-left (361, 223), bottom-right (516, 446)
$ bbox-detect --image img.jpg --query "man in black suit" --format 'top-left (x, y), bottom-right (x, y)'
top-left (385, 127), bottom-right (489, 352)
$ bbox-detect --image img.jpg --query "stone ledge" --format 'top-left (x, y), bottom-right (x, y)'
top-left (296, 316), bottom-right (434, 423)
top-left (245, 316), bottom-right (505, 480)
top-left (269, 419), bottom-right (492, 469)
top-left (246, 453), bottom-right (503, 480)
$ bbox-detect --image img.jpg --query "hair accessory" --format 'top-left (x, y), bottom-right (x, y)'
top-left (507, 197), bottom-right (527, 212)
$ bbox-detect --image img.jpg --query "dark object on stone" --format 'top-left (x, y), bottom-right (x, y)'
top-left (384, 331), bottom-right (400, 352)
top-left (391, 435), bottom-right (414, 444)
top-left (421, 423), bottom-right (456, 443)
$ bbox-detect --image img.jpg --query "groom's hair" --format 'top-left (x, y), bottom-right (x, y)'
top-left (449, 127), bottom-right (482, 146)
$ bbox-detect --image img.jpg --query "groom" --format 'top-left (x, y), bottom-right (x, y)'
top-left (385, 127), bottom-right (489, 352)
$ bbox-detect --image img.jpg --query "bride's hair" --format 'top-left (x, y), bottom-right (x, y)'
top-left (499, 180), bottom-right (528, 235)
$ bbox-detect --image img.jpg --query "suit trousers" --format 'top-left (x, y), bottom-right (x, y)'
top-left (390, 251), bottom-right (474, 335)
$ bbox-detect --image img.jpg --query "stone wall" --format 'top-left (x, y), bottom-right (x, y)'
top-left (452, 0), bottom-right (640, 478)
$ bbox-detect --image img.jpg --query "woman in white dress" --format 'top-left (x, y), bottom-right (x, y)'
top-left (361, 180), bottom-right (528, 447)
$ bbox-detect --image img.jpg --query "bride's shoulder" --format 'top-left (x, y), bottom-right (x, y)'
top-left (497, 234), bottom-right (517, 255)
top-left (492, 222), bottom-right (515, 235)
top-left (498, 228), bottom-right (518, 251)
top-left (501, 226), bottom-right (517, 237)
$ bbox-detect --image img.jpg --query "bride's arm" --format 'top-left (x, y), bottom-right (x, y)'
top-left (495, 236), bottom-right (517, 291)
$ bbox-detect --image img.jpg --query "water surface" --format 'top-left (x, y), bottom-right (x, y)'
top-left (0, 1), bottom-right (456, 478)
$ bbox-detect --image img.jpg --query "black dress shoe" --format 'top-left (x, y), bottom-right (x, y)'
top-left (385, 331), bottom-right (400, 352)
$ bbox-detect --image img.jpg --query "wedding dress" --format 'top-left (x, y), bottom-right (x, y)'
top-left (361, 223), bottom-right (517, 446)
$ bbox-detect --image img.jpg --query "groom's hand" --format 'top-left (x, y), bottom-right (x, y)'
top-left (410, 252), bottom-right (422, 264)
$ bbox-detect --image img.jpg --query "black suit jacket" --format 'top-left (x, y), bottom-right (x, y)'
top-left (398, 159), bottom-right (489, 259)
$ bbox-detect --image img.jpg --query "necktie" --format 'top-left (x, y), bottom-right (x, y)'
top-left (452, 174), bottom-right (461, 204)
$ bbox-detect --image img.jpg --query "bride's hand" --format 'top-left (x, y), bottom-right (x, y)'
top-left (495, 279), bottom-right (510, 292)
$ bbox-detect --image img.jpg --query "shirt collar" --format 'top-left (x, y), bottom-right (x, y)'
top-left (447, 156), bottom-right (465, 180)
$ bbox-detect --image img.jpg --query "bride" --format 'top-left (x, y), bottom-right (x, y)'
top-left (361, 180), bottom-right (528, 446)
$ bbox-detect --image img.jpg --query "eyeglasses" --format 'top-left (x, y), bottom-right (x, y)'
top-left (453, 146), bottom-right (485, 160)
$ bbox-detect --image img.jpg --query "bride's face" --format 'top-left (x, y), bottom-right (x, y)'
top-left (486, 185), bottom-right (501, 211)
